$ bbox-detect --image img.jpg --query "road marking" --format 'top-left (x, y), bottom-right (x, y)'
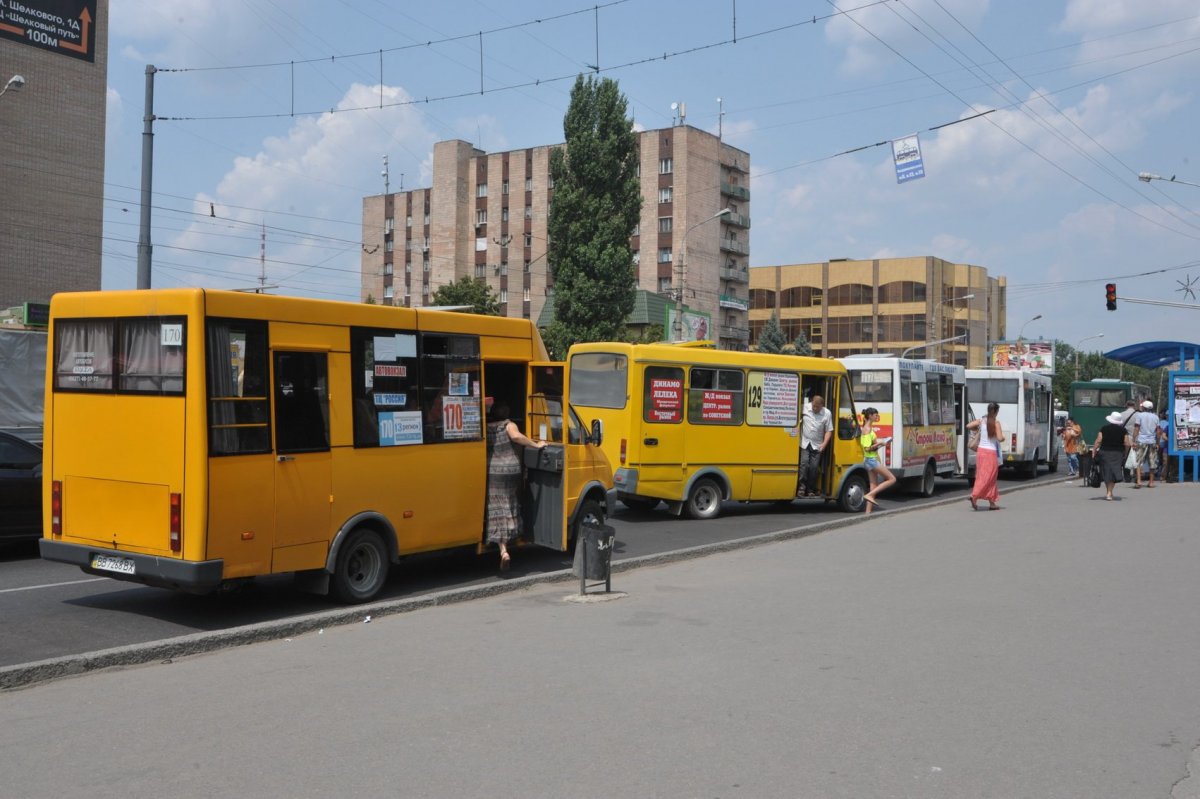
top-left (0, 577), bottom-right (109, 594)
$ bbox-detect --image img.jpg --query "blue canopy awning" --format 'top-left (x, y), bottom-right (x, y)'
top-left (1102, 341), bottom-right (1200, 370)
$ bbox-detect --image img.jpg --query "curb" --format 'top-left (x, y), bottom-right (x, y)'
top-left (0, 477), bottom-right (1061, 692)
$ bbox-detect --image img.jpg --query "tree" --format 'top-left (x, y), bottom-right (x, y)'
top-left (544, 75), bottom-right (643, 359)
top-left (430, 276), bottom-right (501, 316)
top-left (791, 331), bottom-right (814, 356)
top-left (757, 312), bottom-right (786, 354)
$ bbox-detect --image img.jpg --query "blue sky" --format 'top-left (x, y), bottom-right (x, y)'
top-left (101, 0), bottom-right (1200, 352)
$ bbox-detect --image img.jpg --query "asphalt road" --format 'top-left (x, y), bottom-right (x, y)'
top-left (0, 470), bottom-right (1060, 669)
top-left (2, 471), bottom-right (1197, 798)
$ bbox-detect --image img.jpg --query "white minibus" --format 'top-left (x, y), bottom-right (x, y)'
top-left (964, 368), bottom-right (1059, 476)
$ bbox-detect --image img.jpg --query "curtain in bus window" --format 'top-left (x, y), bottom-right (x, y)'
top-left (55, 319), bottom-right (114, 390)
top-left (119, 318), bottom-right (185, 393)
top-left (206, 319), bottom-right (270, 455)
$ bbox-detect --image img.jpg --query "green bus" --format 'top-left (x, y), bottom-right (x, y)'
top-left (1068, 378), bottom-right (1151, 442)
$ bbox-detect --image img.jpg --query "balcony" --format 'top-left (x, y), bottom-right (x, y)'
top-left (719, 266), bottom-right (748, 283)
top-left (720, 325), bottom-right (750, 341)
top-left (720, 182), bottom-right (750, 201)
top-left (719, 238), bottom-right (749, 255)
top-left (719, 293), bottom-right (749, 311)
top-left (724, 213), bottom-right (751, 229)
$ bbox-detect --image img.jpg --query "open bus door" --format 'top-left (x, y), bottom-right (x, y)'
top-left (954, 380), bottom-right (969, 475)
top-left (523, 362), bottom-right (611, 552)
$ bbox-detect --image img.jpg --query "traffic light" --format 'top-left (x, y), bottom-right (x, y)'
top-left (1105, 282), bottom-right (1117, 311)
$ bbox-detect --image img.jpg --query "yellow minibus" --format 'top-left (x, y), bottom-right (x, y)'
top-left (567, 342), bottom-right (868, 517)
top-left (39, 289), bottom-right (611, 603)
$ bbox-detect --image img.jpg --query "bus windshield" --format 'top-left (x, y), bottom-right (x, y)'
top-left (966, 377), bottom-right (1019, 404)
top-left (569, 352), bottom-right (628, 409)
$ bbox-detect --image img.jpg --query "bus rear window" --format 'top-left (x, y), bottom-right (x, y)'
top-left (55, 317), bottom-right (186, 394)
top-left (966, 378), bottom-right (1019, 405)
top-left (569, 352), bottom-right (628, 409)
top-left (850, 370), bottom-right (892, 404)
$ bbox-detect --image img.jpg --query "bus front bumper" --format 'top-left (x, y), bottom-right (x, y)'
top-left (39, 539), bottom-right (225, 595)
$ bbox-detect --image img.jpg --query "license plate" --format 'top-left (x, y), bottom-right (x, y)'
top-left (91, 555), bottom-right (136, 575)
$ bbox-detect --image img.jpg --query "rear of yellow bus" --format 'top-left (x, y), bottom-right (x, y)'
top-left (39, 290), bottom-right (220, 592)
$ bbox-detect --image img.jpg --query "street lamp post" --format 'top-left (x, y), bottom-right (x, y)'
top-left (1138, 172), bottom-right (1200, 190)
top-left (1073, 333), bottom-right (1104, 382)
top-left (0, 74), bottom-right (26, 99)
top-left (674, 208), bottom-right (731, 341)
top-left (929, 294), bottom-right (974, 363)
top-left (1017, 313), bottom-right (1042, 342)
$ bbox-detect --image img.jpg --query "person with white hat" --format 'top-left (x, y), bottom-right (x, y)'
top-left (1091, 411), bottom-right (1132, 500)
top-left (1131, 400), bottom-right (1159, 488)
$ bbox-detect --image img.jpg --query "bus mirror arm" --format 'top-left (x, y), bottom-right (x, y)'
top-left (590, 419), bottom-right (603, 447)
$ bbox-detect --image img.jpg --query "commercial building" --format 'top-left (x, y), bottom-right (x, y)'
top-left (749, 256), bottom-right (1007, 367)
top-left (362, 125), bottom-right (752, 350)
top-left (0, 0), bottom-right (108, 308)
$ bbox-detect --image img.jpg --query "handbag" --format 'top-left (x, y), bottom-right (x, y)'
top-left (967, 428), bottom-right (980, 452)
top-left (1087, 457), bottom-right (1103, 488)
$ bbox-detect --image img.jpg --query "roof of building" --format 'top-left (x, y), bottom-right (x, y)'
top-left (536, 289), bottom-right (676, 328)
top-left (1102, 341), bottom-right (1200, 370)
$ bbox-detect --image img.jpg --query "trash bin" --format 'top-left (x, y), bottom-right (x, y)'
top-left (572, 521), bottom-right (616, 591)
top-left (1076, 450), bottom-right (1092, 483)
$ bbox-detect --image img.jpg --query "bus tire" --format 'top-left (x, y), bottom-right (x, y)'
top-left (685, 478), bottom-right (723, 520)
top-left (570, 498), bottom-right (606, 551)
top-left (619, 494), bottom-right (661, 513)
top-left (331, 528), bottom-right (389, 604)
top-left (1022, 452), bottom-right (1039, 478)
top-left (839, 472), bottom-right (868, 513)
top-left (917, 460), bottom-right (936, 498)
top-left (1047, 452), bottom-right (1059, 473)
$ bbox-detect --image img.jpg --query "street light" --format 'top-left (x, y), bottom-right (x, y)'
top-left (936, 293), bottom-right (975, 364)
top-left (1073, 333), bottom-right (1104, 382)
top-left (1017, 313), bottom-right (1042, 342)
top-left (674, 207), bottom-right (731, 341)
top-left (1138, 172), bottom-right (1200, 189)
top-left (900, 334), bottom-right (965, 359)
top-left (0, 74), bottom-right (26, 99)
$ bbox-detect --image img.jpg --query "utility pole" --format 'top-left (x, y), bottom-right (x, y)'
top-left (136, 65), bottom-right (157, 290)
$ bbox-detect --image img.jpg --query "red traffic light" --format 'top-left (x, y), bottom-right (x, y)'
top-left (1105, 283), bottom-right (1117, 311)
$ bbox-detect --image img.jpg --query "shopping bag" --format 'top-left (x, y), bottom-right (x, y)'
top-left (1124, 449), bottom-right (1137, 470)
top-left (967, 429), bottom-right (980, 452)
top-left (1087, 458), bottom-right (1103, 488)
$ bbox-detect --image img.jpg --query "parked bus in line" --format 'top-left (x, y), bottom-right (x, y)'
top-left (840, 357), bottom-right (969, 494)
top-left (965, 368), bottom-right (1059, 476)
top-left (566, 342), bottom-right (868, 517)
top-left (39, 289), bottom-right (611, 603)
top-left (1068, 378), bottom-right (1152, 443)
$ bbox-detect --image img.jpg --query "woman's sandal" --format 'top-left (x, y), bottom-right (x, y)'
top-left (969, 498), bottom-right (979, 511)
top-left (863, 496), bottom-right (880, 508)
top-left (499, 552), bottom-right (511, 572)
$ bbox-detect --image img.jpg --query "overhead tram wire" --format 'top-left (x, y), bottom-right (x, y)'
top-left (825, 0), bottom-right (1200, 244)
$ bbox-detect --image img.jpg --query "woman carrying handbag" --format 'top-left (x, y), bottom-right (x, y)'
top-left (966, 402), bottom-right (1003, 510)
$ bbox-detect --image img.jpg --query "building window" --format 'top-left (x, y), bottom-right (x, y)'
top-left (659, 277), bottom-right (672, 292)
top-left (524, 260), bottom-right (531, 273)
top-left (385, 240), bottom-right (394, 252)
top-left (500, 289), bottom-right (508, 303)
top-left (827, 284), bottom-right (874, 306)
top-left (524, 205), bottom-right (533, 219)
top-left (631, 250), bottom-right (640, 265)
top-left (523, 287), bottom-right (531, 301)
top-left (659, 217), bottom-right (673, 233)
top-left (384, 263), bottom-right (393, 275)
top-left (877, 281), bottom-right (927, 303)
top-left (475, 264), bottom-right (485, 278)
top-left (524, 233), bottom-right (533, 247)
top-left (660, 157), bottom-right (673, 174)
top-left (501, 180), bottom-right (509, 194)
top-left (659, 187), bottom-right (673, 204)
top-left (476, 237), bottom-right (487, 252)
top-left (477, 183), bottom-right (488, 198)
top-left (631, 223), bottom-right (639, 236)
top-left (476, 210), bottom-right (487, 225)
top-left (659, 248), bottom-right (672, 264)
top-left (501, 207), bottom-right (509, 222)
top-left (384, 217), bottom-right (394, 233)
top-left (548, 175), bottom-right (555, 189)
top-left (525, 177), bottom-right (533, 191)
top-left (383, 285), bottom-right (393, 299)
top-left (499, 263), bottom-right (508, 276)
top-left (423, 236), bottom-right (430, 249)
top-left (406, 215), bottom-right (412, 228)
top-left (423, 214), bottom-right (430, 225)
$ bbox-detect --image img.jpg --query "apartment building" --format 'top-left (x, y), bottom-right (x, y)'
top-left (0, 0), bottom-right (108, 308)
top-left (749, 256), bottom-right (1007, 367)
top-left (361, 125), bottom-right (752, 350)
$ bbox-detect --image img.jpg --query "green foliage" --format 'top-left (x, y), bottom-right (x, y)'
top-left (791, 331), bottom-right (814, 356)
top-left (623, 323), bottom-right (665, 345)
top-left (544, 75), bottom-right (642, 359)
top-left (757, 312), bottom-right (786, 354)
top-left (430, 276), bottom-right (502, 316)
top-left (364, 293), bottom-right (376, 305)
top-left (1051, 340), bottom-right (1170, 408)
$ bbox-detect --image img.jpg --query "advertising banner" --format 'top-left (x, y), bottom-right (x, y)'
top-left (0, 0), bottom-right (97, 62)
top-left (989, 340), bottom-right (1055, 375)
top-left (1169, 372), bottom-right (1200, 454)
top-left (892, 134), bottom-right (926, 184)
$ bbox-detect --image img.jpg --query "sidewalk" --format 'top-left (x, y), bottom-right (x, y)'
top-left (2, 481), bottom-right (1198, 798)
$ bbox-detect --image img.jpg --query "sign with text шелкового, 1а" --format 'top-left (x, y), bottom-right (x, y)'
top-left (892, 134), bottom-right (926, 184)
top-left (0, 1), bottom-right (97, 63)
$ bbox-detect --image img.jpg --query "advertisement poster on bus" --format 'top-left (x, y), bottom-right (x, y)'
top-left (901, 424), bottom-right (957, 468)
top-left (1169, 373), bottom-right (1200, 454)
top-left (990, 340), bottom-right (1056, 375)
top-left (745, 371), bottom-right (798, 427)
top-left (647, 376), bottom-right (683, 422)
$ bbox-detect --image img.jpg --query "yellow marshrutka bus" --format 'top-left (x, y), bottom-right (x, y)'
top-left (39, 289), bottom-right (611, 603)
top-left (567, 342), bottom-right (868, 517)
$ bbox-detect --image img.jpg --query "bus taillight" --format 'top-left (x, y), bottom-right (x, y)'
top-left (1011, 433), bottom-right (1017, 452)
top-left (51, 480), bottom-right (62, 536)
top-left (620, 438), bottom-right (627, 465)
top-left (169, 493), bottom-right (182, 552)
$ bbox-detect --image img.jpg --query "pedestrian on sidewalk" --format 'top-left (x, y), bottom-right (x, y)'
top-left (1131, 400), bottom-right (1159, 489)
top-left (485, 400), bottom-right (546, 571)
top-left (1062, 416), bottom-right (1083, 477)
top-left (859, 407), bottom-right (895, 513)
top-left (1092, 411), bottom-right (1131, 501)
top-left (967, 401), bottom-right (1003, 510)
top-left (1156, 409), bottom-right (1170, 481)
top-left (797, 394), bottom-right (833, 497)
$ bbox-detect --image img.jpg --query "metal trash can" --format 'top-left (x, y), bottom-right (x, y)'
top-left (572, 521), bottom-right (616, 593)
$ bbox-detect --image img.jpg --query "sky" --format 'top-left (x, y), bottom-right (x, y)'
top-left (99, 0), bottom-right (1200, 352)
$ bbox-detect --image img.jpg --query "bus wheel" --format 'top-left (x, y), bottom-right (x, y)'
top-left (1023, 452), bottom-right (1039, 478)
top-left (570, 498), bottom-right (606, 551)
top-left (331, 528), bottom-right (389, 604)
top-left (619, 494), bottom-right (661, 513)
top-left (918, 461), bottom-right (936, 498)
top-left (839, 472), bottom-right (868, 513)
top-left (685, 478), bottom-right (723, 520)
top-left (1047, 452), bottom-right (1059, 473)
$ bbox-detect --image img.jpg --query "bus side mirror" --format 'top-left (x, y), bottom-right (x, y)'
top-left (590, 419), bottom-right (603, 446)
